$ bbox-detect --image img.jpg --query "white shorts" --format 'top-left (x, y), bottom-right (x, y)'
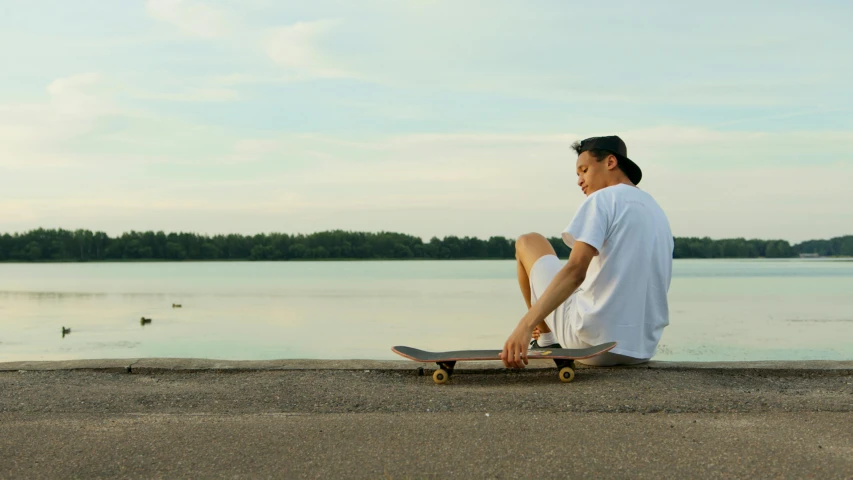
top-left (528, 255), bottom-right (647, 367)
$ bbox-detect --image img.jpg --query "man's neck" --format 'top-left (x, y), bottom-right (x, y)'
top-left (605, 178), bottom-right (636, 188)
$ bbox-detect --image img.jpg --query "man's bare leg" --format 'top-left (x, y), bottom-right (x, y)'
top-left (515, 234), bottom-right (554, 335)
top-left (517, 257), bottom-right (534, 310)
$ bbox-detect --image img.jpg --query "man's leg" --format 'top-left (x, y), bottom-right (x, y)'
top-left (515, 233), bottom-right (559, 334)
top-left (517, 257), bottom-right (533, 310)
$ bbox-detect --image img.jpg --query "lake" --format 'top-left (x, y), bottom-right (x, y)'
top-left (1, 259), bottom-right (852, 362)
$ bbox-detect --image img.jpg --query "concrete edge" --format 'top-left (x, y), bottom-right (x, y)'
top-left (0, 359), bottom-right (140, 373)
top-left (0, 358), bottom-right (851, 374)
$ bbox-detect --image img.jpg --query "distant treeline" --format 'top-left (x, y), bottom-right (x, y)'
top-left (0, 228), bottom-right (851, 262)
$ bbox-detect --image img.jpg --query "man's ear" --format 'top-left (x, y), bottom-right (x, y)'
top-left (607, 155), bottom-right (619, 171)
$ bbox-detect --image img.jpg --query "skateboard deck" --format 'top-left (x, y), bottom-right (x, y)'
top-left (392, 341), bottom-right (616, 384)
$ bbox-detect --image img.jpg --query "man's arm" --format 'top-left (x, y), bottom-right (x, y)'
top-left (521, 240), bottom-right (597, 329)
top-left (500, 241), bottom-right (598, 368)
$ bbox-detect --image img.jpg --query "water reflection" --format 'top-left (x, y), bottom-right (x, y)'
top-left (58, 341), bottom-right (141, 351)
top-left (786, 318), bottom-right (853, 323)
top-left (0, 259), bottom-right (851, 362)
top-left (0, 290), bottom-right (430, 299)
top-left (0, 291), bottom-right (168, 300)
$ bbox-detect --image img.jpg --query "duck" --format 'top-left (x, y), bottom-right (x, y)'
top-left (140, 317), bottom-right (152, 325)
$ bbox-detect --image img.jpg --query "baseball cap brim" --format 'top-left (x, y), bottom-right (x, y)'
top-left (617, 155), bottom-right (642, 185)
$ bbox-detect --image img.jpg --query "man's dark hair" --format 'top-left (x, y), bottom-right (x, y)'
top-left (571, 140), bottom-right (628, 174)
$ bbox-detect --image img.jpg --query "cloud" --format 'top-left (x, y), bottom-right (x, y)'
top-left (46, 72), bottom-right (102, 96)
top-left (330, 99), bottom-right (428, 121)
top-left (45, 72), bottom-right (114, 119)
top-left (131, 87), bottom-right (242, 102)
top-left (2, 124), bottom-right (851, 242)
top-left (0, 73), bottom-right (120, 168)
top-left (712, 107), bottom-right (850, 128)
top-left (174, 127), bottom-right (850, 239)
top-left (145, 0), bottom-right (232, 38)
top-left (0, 73), bottom-right (237, 170)
top-left (219, 128), bottom-right (852, 239)
top-left (223, 138), bottom-right (286, 163)
top-left (144, 2), bottom-right (357, 81)
top-left (618, 127), bottom-right (853, 168)
top-left (264, 19), bottom-right (356, 79)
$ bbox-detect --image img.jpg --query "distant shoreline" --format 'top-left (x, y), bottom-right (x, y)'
top-left (1, 256), bottom-right (851, 264)
top-left (3, 228), bottom-right (851, 262)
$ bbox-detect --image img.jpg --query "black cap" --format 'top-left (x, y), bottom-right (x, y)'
top-left (577, 135), bottom-right (642, 185)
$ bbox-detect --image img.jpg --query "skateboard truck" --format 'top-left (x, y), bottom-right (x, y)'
top-left (433, 361), bottom-right (456, 384)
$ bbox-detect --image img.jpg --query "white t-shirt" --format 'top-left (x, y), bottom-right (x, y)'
top-left (562, 183), bottom-right (673, 359)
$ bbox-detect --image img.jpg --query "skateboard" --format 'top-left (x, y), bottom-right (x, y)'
top-left (392, 341), bottom-right (617, 384)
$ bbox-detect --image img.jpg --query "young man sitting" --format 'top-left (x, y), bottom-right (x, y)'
top-left (500, 135), bottom-right (674, 368)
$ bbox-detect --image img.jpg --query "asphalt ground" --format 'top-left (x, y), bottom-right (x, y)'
top-left (0, 360), bottom-right (851, 479)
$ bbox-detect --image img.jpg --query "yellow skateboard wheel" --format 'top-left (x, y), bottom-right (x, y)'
top-left (559, 367), bottom-right (575, 383)
top-left (433, 368), bottom-right (450, 384)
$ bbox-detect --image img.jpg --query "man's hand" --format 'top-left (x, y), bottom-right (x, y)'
top-left (501, 241), bottom-right (596, 369)
top-left (500, 322), bottom-right (534, 368)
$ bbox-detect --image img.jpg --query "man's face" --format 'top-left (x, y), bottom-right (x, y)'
top-left (576, 151), bottom-right (614, 196)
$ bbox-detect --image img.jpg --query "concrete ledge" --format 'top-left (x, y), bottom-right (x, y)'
top-left (131, 358), bottom-right (422, 373)
top-left (646, 360), bottom-right (853, 371)
top-left (0, 358), bottom-right (851, 374)
top-left (127, 358), bottom-right (563, 374)
top-left (0, 358), bottom-right (139, 373)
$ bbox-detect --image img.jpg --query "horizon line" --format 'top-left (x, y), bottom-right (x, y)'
top-left (2, 227), bottom-right (851, 246)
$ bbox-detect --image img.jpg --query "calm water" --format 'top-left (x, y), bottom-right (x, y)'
top-left (1, 259), bottom-right (852, 362)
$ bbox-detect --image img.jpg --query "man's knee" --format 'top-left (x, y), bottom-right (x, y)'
top-left (515, 233), bottom-right (556, 269)
top-left (515, 233), bottom-right (548, 255)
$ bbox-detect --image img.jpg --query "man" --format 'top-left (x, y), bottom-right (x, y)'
top-left (500, 135), bottom-right (673, 369)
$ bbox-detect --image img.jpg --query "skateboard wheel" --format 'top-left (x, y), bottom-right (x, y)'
top-left (559, 367), bottom-right (575, 383)
top-left (433, 368), bottom-right (450, 384)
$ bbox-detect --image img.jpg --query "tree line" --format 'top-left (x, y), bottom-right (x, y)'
top-left (0, 228), bottom-right (850, 262)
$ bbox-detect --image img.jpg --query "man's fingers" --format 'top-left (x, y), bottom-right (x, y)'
top-left (514, 346), bottom-right (525, 369)
top-left (502, 341), bottom-right (531, 369)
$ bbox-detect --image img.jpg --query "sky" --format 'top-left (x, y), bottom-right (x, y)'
top-left (1, 0), bottom-right (851, 243)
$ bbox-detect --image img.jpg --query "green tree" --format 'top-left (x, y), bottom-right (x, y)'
top-left (840, 237), bottom-right (853, 256)
top-left (165, 242), bottom-right (186, 260)
top-left (288, 243), bottom-right (308, 259)
top-left (25, 241), bottom-right (42, 261)
top-left (200, 243), bottom-right (220, 259)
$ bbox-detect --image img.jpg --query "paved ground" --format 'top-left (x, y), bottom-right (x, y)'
top-left (0, 360), bottom-right (852, 478)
